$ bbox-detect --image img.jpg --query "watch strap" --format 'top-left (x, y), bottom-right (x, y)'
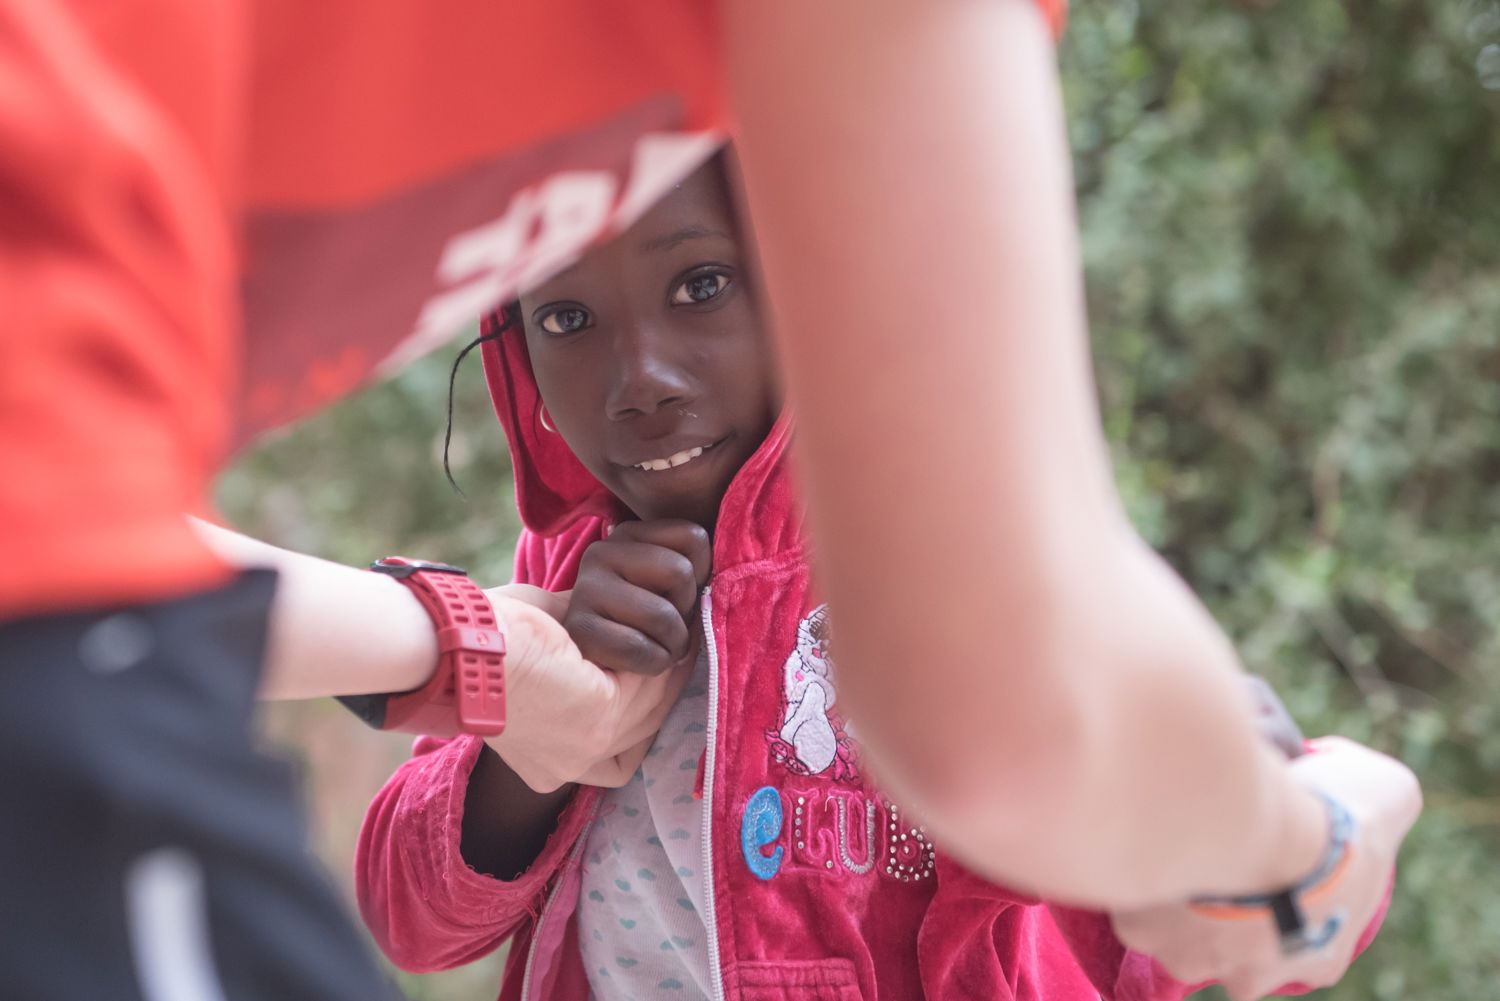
top-left (339, 558), bottom-right (506, 737)
top-left (1190, 790), bottom-right (1356, 955)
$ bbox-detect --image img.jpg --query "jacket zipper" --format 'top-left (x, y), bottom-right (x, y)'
top-left (521, 590), bottom-right (723, 1001)
top-left (699, 587), bottom-right (727, 1001)
top-left (520, 803), bottom-right (597, 1001)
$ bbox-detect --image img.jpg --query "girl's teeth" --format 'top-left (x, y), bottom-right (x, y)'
top-left (638, 445), bottom-right (706, 471)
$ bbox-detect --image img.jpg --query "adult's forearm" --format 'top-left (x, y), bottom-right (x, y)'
top-left (726, 0), bottom-right (1326, 907)
top-left (190, 518), bottom-right (437, 699)
top-left (912, 529), bottom-right (1333, 907)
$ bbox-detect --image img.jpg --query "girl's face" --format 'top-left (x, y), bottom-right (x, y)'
top-left (519, 161), bottom-right (778, 531)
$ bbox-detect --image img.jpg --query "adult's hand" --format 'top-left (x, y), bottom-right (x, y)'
top-left (481, 588), bottom-right (692, 792)
top-left (1111, 737), bottom-right (1421, 1000)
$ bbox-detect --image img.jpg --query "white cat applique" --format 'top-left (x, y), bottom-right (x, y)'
top-left (766, 605), bottom-right (857, 781)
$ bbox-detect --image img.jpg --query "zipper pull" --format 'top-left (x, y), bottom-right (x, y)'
top-left (693, 748), bottom-right (707, 800)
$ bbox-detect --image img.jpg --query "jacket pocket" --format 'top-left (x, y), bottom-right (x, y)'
top-left (736, 958), bottom-right (863, 1001)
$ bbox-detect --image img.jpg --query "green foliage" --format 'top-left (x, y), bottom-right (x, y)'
top-left (224, 2), bottom-right (1499, 996)
top-left (1064, 0), bottom-right (1500, 995)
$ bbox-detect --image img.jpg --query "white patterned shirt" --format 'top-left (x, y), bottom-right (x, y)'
top-left (580, 651), bottom-right (712, 1001)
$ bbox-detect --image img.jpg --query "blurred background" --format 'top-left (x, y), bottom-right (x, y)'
top-left (221, 1), bottom-right (1500, 997)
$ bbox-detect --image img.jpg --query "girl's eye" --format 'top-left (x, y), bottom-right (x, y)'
top-left (671, 272), bottom-right (730, 305)
top-left (539, 307), bottom-right (591, 335)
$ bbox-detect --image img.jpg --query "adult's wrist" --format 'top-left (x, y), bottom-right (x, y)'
top-left (1252, 769), bottom-right (1334, 896)
top-left (260, 554), bottom-right (443, 700)
top-left (1196, 785), bottom-right (1356, 954)
top-left (195, 522), bottom-right (444, 701)
top-left (368, 571), bottom-right (444, 692)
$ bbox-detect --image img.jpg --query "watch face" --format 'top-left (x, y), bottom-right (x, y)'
top-left (369, 557), bottom-right (468, 577)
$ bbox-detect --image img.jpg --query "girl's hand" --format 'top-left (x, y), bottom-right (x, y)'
top-left (562, 519), bottom-right (713, 677)
top-left (1111, 737), bottom-right (1421, 1001)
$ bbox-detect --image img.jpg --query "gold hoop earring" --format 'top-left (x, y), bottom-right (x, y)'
top-left (539, 405), bottom-right (558, 433)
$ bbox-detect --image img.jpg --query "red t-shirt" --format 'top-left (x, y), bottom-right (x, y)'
top-left (0, 0), bottom-right (1064, 620)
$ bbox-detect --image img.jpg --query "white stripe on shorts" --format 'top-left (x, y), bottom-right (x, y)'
top-left (125, 847), bottom-right (230, 1001)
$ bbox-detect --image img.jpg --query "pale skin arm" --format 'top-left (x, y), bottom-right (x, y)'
top-left (191, 518), bottom-right (437, 699)
top-left (190, 518), bottom-right (685, 790)
top-left (725, 0), bottom-right (1417, 912)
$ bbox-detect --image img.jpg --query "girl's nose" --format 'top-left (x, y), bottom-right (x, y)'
top-left (606, 327), bottom-right (694, 420)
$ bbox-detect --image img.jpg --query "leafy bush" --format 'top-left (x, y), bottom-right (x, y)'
top-left (1065, 1), bottom-right (1500, 994)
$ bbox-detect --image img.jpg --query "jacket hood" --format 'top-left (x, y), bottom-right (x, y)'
top-left (479, 309), bottom-right (796, 553)
top-left (479, 309), bottom-right (627, 536)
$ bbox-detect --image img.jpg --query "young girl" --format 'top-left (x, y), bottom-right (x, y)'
top-left (355, 157), bottom-right (1382, 1001)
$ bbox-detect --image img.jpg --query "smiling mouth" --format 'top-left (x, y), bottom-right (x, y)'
top-left (632, 440), bottom-right (720, 472)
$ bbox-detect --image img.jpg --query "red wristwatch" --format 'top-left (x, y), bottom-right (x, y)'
top-left (335, 558), bottom-right (506, 737)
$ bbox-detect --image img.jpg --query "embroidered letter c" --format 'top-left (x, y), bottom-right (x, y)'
top-left (740, 786), bottom-right (784, 880)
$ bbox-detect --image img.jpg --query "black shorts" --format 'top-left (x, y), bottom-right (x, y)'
top-left (0, 570), bottom-right (399, 1001)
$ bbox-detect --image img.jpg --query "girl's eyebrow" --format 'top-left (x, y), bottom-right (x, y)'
top-left (639, 226), bottom-right (732, 255)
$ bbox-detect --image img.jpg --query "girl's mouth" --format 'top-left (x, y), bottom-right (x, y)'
top-left (632, 439), bottom-right (720, 472)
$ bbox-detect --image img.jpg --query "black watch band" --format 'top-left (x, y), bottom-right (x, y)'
top-left (1191, 790), bottom-right (1357, 955)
